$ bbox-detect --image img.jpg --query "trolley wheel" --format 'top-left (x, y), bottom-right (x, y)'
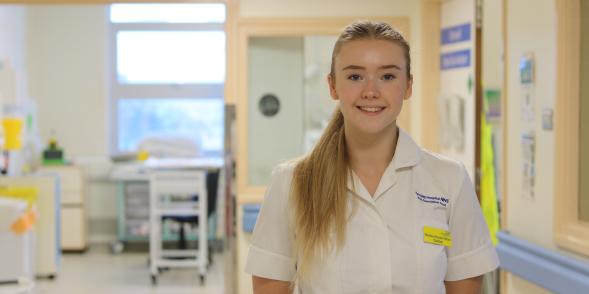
top-left (199, 274), bottom-right (205, 285)
top-left (151, 274), bottom-right (157, 285)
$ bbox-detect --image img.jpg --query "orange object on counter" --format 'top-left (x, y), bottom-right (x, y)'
top-left (10, 209), bottom-right (37, 235)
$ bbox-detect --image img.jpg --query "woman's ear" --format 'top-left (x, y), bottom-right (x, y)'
top-left (327, 74), bottom-right (339, 100)
top-left (404, 74), bottom-right (413, 100)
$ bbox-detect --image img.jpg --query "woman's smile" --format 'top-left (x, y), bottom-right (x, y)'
top-left (356, 105), bottom-right (386, 115)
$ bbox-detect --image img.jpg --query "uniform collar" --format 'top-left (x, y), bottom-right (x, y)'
top-left (347, 128), bottom-right (422, 202)
top-left (392, 128), bottom-right (422, 170)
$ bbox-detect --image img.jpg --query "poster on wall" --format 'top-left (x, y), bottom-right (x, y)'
top-left (439, 94), bottom-right (465, 152)
top-left (520, 53), bottom-right (536, 122)
top-left (521, 131), bottom-right (536, 199)
top-left (484, 89), bottom-right (501, 121)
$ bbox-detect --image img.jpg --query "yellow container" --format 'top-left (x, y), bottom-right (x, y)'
top-left (3, 117), bottom-right (23, 151)
top-left (137, 150), bottom-right (149, 161)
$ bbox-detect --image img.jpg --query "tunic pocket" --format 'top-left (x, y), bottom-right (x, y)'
top-left (419, 221), bottom-right (448, 294)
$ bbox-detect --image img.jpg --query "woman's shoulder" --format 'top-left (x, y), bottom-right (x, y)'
top-left (272, 158), bottom-right (301, 177)
top-left (267, 158), bottom-right (305, 189)
top-left (398, 128), bottom-right (463, 176)
top-left (418, 148), bottom-right (464, 172)
top-left (262, 159), bottom-right (303, 208)
top-left (414, 147), bottom-right (467, 191)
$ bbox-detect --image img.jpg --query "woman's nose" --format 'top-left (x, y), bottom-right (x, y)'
top-left (362, 79), bottom-right (380, 99)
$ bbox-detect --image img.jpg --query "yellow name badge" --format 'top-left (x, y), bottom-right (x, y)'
top-left (423, 226), bottom-right (452, 247)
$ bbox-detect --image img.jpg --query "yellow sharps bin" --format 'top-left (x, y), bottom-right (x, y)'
top-left (2, 117), bottom-right (23, 151)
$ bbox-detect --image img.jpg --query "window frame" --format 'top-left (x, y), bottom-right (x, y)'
top-left (554, 0), bottom-right (589, 257)
top-left (108, 5), bottom-right (226, 155)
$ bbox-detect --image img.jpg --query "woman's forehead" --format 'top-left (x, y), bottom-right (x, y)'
top-left (335, 39), bottom-right (406, 68)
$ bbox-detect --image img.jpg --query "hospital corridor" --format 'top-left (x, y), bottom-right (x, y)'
top-left (0, 0), bottom-right (588, 293)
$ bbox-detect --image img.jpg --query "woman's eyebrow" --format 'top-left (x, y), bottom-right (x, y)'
top-left (342, 64), bottom-right (401, 70)
top-left (380, 64), bottom-right (401, 70)
top-left (342, 65), bottom-right (365, 70)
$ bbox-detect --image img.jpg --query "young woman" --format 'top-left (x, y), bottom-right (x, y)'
top-left (245, 20), bottom-right (499, 294)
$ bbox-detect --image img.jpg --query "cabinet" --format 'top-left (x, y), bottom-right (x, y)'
top-left (0, 198), bottom-right (34, 283)
top-left (0, 175), bottom-right (60, 278)
top-left (40, 166), bottom-right (87, 251)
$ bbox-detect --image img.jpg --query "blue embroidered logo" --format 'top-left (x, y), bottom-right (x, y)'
top-left (416, 192), bottom-right (449, 207)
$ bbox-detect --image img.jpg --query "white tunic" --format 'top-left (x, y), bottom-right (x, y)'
top-left (245, 129), bottom-right (499, 294)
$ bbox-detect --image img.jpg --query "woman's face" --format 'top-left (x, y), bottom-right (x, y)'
top-left (328, 39), bottom-right (412, 137)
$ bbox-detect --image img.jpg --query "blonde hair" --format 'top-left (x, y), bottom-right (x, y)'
top-left (290, 20), bottom-right (411, 281)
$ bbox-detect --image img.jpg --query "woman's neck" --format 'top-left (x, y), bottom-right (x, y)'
top-left (345, 124), bottom-right (399, 176)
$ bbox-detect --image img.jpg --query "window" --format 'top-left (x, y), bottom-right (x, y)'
top-left (109, 3), bottom-right (225, 156)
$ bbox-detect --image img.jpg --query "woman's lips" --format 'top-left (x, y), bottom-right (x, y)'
top-left (357, 106), bottom-right (385, 114)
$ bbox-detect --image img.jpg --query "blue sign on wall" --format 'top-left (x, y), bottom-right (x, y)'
top-left (441, 23), bottom-right (471, 45)
top-left (441, 49), bottom-right (471, 70)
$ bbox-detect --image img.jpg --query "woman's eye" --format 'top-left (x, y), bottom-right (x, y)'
top-left (382, 74), bottom-right (396, 80)
top-left (347, 74), bottom-right (362, 81)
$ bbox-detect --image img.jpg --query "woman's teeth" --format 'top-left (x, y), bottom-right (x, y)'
top-left (358, 106), bottom-right (384, 113)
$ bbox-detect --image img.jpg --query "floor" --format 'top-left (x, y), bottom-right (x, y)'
top-left (0, 244), bottom-right (230, 294)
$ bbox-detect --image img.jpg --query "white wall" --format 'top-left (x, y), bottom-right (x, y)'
top-left (505, 0), bottom-right (589, 292)
top-left (408, 1), bottom-right (422, 145)
top-left (506, 0), bottom-right (555, 249)
top-left (26, 5), bottom-right (116, 240)
top-left (0, 5), bottom-right (28, 106)
top-left (439, 0), bottom-right (476, 179)
top-left (27, 5), bottom-right (109, 157)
